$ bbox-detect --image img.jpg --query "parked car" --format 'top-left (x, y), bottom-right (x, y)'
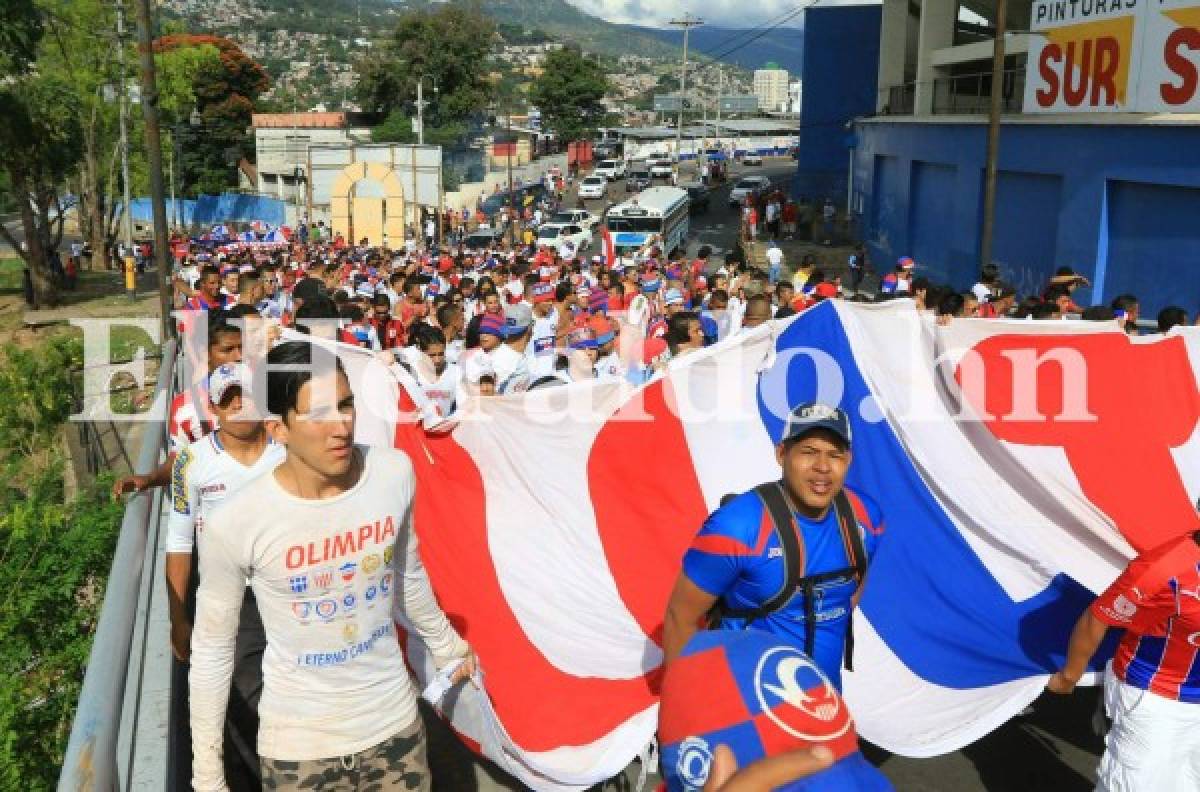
top-left (593, 159), bottom-right (626, 181)
top-left (577, 176), bottom-right (608, 201)
top-left (626, 166), bottom-right (652, 192)
top-left (463, 226), bottom-right (505, 251)
top-left (741, 152), bottom-right (764, 166)
top-left (729, 176), bottom-right (772, 207)
top-left (683, 182), bottom-right (710, 212)
top-left (536, 223), bottom-right (593, 255)
top-left (649, 158), bottom-right (675, 179)
top-left (480, 183), bottom-right (548, 219)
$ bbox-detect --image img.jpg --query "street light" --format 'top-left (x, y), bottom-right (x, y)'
top-left (414, 76), bottom-right (438, 146)
top-left (293, 165), bottom-right (307, 229)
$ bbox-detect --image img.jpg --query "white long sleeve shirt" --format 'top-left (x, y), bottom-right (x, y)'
top-left (189, 446), bottom-right (467, 790)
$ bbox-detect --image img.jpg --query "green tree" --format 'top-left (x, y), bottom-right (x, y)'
top-left (0, 73), bottom-right (84, 307)
top-left (0, 335), bottom-right (125, 787)
top-left (35, 0), bottom-right (127, 274)
top-left (355, 0), bottom-right (496, 144)
top-left (0, 0), bottom-right (42, 77)
top-left (157, 35), bottom-right (269, 197)
top-left (528, 46), bottom-right (610, 143)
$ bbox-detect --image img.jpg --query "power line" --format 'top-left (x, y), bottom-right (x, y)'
top-left (689, 5), bottom-right (807, 64)
top-left (705, 6), bottom-right (807, 64)
top-left (670, 13), bottom-right (704, 161)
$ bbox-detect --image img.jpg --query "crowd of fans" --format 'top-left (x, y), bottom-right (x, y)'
top-left (166, 211), bottom-right (1199, 431)
top-left (119, 171), bottom-right (1199, 790)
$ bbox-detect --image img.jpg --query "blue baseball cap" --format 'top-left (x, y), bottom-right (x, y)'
top-left (780, 403), bottom-right (851, 449)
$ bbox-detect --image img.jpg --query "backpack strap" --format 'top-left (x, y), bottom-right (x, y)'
top-left (833, 489), bottom-right (868, 670)
top-left (717, 481), bottom-right (804, 628)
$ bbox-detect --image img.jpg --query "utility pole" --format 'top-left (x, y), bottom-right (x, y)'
top-left (132, 0), bottom-right (174, 338)
top-left (716, 70), bottom-right (724, 166)
top-left (417, 79), bottom-right (425, 145)
top-left (506, 100), bottom-right (515, 245)
top-left (979, 0), bottom-right (1008, 271)
top-left (115, 1), bottom-right (133, 253)
top-left (670, 14), bottom-right (703, 170)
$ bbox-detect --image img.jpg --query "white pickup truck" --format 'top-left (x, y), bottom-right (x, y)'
top-left (593, 159), bottom-right (627, 181)
top-left (649, 158), bottom-right (675, 179)
top-left (548, 209), bottom-right (601, 231)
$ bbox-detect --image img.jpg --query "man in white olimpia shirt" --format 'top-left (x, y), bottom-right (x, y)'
top-left (165, 361), bottom-right (286, 788)
top-left (190, 341), bottom-right (476, 791)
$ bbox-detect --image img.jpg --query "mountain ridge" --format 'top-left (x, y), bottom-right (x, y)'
top-left (622, 24), bottom-right (805, 75)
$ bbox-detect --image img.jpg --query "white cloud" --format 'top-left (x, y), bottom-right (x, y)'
top-left (564, 0), bottom-right (808, 29)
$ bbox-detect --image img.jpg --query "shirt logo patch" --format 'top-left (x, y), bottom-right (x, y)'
top-left (675, 737), bottom-right (713, 790)
top-left (361, 554), bottom-right (381, 575)
top-left (312, 567), bottom-right (334, 591)
top-left (380, 572), bottom-right (393, 595)
top-left (316, 599), bottom-right (338, 620)
top-left (289, 575), bottom-right (308, 594)
top-left (338, 561), bottom-right (357, 583)
top-left (292, 601), bottom-right (311, 621)
top-left (754, 646), bottom-right (849, 739)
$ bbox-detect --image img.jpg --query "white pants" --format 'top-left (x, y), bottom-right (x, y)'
top-left (1096, 663), bottom-right (1200, 792)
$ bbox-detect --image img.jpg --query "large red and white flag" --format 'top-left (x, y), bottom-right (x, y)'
top-left (321, 302), bottom-right (1200, 789)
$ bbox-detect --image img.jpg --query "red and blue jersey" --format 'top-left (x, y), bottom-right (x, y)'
top-left (186, 293), bottom-right (232, 312)
top-left (1090, 534), bottom-right (1200, 703)
top-left (683, 488), bottom-right (884, 690)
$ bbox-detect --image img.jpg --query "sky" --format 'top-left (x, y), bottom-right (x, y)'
top-left (563, 0), bottom-right (809, 29)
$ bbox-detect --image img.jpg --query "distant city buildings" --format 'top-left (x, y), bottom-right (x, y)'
top-left (753, 66), bottom-right (790, 113)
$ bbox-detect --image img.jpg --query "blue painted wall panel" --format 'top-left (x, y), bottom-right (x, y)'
top-left (909, 162), bottom-right (957, 283)
top-left (992, 171), bottom-right (1064, 300)
top-left (794, 6), bottom-right (882, 204)
top-left (854, 119), bottom-right (1200, 316)
top-left (127, 193), bottom-right (286, 226)
top-left (1106, 180), bottom-right (1200, 316)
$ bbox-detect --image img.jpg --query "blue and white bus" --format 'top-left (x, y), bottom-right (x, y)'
top-left (604, 186), bottom-right (690, 259)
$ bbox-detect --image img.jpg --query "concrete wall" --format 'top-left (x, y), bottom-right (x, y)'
top-left (851, 118), bottom-right (1200, 315)
top-left (794, 5), bottom-right (883, 204)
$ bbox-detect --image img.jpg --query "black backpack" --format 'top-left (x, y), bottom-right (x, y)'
top-left (709, 481), bottom-right (870, 671)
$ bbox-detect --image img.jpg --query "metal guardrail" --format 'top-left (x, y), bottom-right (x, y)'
top-left (932, 68), bottom-right (1026, 115)
top-left (883, 83), bottom-right (916, 116)
top-left (58, 338), bottom-right (177, 792)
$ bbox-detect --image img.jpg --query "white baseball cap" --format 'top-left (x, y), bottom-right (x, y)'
top-left (207, 363), bottom-right (249, 405)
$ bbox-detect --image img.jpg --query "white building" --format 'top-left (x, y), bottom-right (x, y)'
top-left (788, 80), bottom-right (803, 114)
top-left (249, 113), bottom-right (373, 207)
top-left (753, 67), bottom-right (790, 113)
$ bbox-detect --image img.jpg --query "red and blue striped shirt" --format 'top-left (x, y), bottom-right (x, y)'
top-left (1090, 534), bottom-right (1200, 703)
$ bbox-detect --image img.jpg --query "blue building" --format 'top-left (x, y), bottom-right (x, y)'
top-left (835, 0), bottom-right (1200, 316)
top-left (793, 5), bottom-right (883, 205)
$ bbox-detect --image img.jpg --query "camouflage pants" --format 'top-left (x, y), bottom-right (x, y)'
top-left (260, 718), bottom-right (430, 791)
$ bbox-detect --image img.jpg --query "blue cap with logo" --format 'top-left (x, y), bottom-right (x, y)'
top-left (659, 629), bottom-right (893, 792)
top-left (780, 403), bottom-right (852, 449)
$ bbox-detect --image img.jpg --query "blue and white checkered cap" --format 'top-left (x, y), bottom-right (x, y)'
top-left (780, 403), bottom-right (852, 448)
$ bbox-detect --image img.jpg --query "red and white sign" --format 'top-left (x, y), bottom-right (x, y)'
top-left (1025, 0), bottom-right (1200, 112)
top-left (1138, 0), bottom-right (1200, 111)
